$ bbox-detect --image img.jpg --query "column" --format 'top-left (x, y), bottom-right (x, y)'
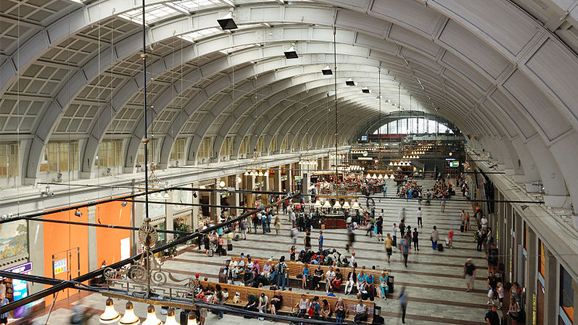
top-left (192, 182), bottom-right (200, 230)
top-left (543, 248), bottom-right (558, 324)
top-left (234, 174), bottom-right (241, 216)
top-left (287, 164), bottom-right (293, 193)
top-left (525, 228), bottom-right (537, 325)
top-left (87, 205), bottom-right (97, 271)
top-left (213, 179), bottom-right (221, 220)
top-left (277, 166), bottom-right (283, 191)
top-left (165, 191), bottom-right (175, 241)
top-left (28, 221), bottom-right (44, 294)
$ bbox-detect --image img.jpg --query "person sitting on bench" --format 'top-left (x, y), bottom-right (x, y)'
top-left (294, 294), bottom-right (309, 317)
top-left (354, 299), bottom-right (368, 323)
top-left (245, 295), bottom-right (258, 312)
top-left (270, 293), bottom-right (283, 315)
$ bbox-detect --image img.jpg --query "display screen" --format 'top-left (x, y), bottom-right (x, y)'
top-left (449, 161), bottom-right (459, 168)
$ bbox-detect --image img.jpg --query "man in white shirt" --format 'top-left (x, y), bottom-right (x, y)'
top-left (416, 207), bottom-right (423, 228)
top-left (290, 210), bottom-right (296, 227)
top-left (325, 266), bottom-right (336, 292)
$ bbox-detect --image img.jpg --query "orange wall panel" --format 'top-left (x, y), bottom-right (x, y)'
top-left (42, 208), bottom-right (89, 306)
top-left (95, 201), bottom-right (132, 267)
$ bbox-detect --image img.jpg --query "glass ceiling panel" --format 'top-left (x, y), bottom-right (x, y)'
top-left (119, 4), bottom-right (181, 25)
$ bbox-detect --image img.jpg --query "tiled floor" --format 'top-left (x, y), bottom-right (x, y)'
top-left (18, 180), bottom-right (494, 324)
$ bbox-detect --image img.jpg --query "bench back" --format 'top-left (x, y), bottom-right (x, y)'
top-left (199, 280), bottom-right (374, 317)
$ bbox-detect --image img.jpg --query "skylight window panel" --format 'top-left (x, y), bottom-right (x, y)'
top-left (177, 27), bottom-right (221, 43)
top-left (170, 0), bottom-right (225, 12)
top-left (119, 4), bottom-right (181, 25)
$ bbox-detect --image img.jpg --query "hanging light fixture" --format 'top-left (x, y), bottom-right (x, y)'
top-left (99, 298), bottom-right (120, 324)
top-left (333, 201), bottom-right (342, 209)
top-left (217, 11), bottom-right (238, 30)
top-left (244, 171), bottom-right (249, 176)
top-left (142, 305), bottom-right (162, 325)
top-left (378, 174), bottom-right (383, 180)
top-left (342, 201), bottom-right (350, 209)
top-left (284, 43), bottom-right (298, 59)
top-left (323, 201), bottom-right (332, 209)
top-left (389, 174), bottom-right (395, 180)
top-left (258, 171), bottom-right (263, 177)
top-left (187, 312), bottom-right (198, 325)
top-left (351, 200), bottom-right (361, 210)
top-left (236, 177), bottom-right (242, 183)
top-left (365, 174), bottom-right (371, 180)
top-left (164, 308), bottom-right (179, 325)
top-left (119, 302), bottom-right (140, 325)
top-left (372, 174), bottom-right (377, 179)
top-left (321, 65), bottom-right (333, 75)
top-left (314, 200), bottom-right (322, 208)
top-left (219, 180), bottom-right (226, 188)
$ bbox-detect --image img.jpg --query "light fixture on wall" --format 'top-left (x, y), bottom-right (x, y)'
top-left (321, 65), bottom-right (332, 75)
top-left (361, 87), bottom-right (370, 94)
top-left (284, 43), bottom-right (298, 59)
top-left (217, 10), bottom-right (238, 30)
top-left (345, 78), bottom-right (355, 86)
top-left (74, 209), bottom-right (82, 217)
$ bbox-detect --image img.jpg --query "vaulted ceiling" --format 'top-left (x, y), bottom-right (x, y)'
top-left (2, 0), bottom-right (578, 212)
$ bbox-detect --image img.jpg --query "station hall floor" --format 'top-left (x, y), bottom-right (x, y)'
top-left (19, 182), bottom-right (491, 324)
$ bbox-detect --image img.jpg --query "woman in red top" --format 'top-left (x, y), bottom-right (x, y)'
top-left (447, 228), bottom-right (454, 248)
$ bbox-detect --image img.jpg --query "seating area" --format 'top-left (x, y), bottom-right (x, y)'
top-left (225, 256), bottom-right (395, 297)
top-left (198, 280), bottom-right (376, 323)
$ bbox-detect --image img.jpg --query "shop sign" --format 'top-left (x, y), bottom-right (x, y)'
top-left (5, 262), bottom-right (32, 274)
top-left (53, 258), bottom-right (67, 275)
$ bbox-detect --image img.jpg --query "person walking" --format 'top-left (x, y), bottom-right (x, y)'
top-left (376, 216), bottom-right (384, 241)
top-left (240, 218), bottom-right (248, 239)
top-left (305, 230), bottom-right (312, 251)
top-left (416, 207), bottom-right (423, 228)
top-left (384, 233), bottom-right (393, 263)
top-left (392, 223), bottom-right (398, 247)
top-left (464, 258), bottom-right (477, 292)
top-left (431, 226), bottom-right (439, 250)
top-left (441, 196), bottom-right (447, 213)
top-left (318, 231), bottom-right (324, 252)
top-left (412, 227), bottom-right (419, 251)
top-left (399, 287), bottom-right (408, 324)
top-left (400, 235), bottom-right (410, 267)
top-left (274, 215), bottom-right (281, 235)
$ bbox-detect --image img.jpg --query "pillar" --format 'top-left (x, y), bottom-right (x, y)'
top-left (525, 228), bottom-right (537, 324)
top-left (87, 205), bottom-right (97, 271)
top-left (28, 221), bottom-right (44, 295)
top-left (273, 166), bottom-right (282, 191)
top-left (165, 191), bottom-right (175, 241)
top-left (287, 164), bottom-right (293, 193)
top-left (543, 248), bottom-right (558, 324)
top-left (212, 179), bottom-right (221, 220)
top-left (234, 174), bottom-right (241, 216)
top-left (573, 280), bottom-right (578, 323)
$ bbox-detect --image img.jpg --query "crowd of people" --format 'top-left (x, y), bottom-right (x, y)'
top-left (186, 175), bottom-right (524, 325)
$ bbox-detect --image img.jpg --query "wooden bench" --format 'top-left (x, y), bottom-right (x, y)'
top-left (227, 257), bottom-right (394, 295)
top-left (199, 280), bottom-right (375, 323)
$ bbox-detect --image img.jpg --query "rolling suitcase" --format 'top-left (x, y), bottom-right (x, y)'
top-left (437, 243), bottom-right (444, 252)
top-left (227, 243), bottom-right (233, 251)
